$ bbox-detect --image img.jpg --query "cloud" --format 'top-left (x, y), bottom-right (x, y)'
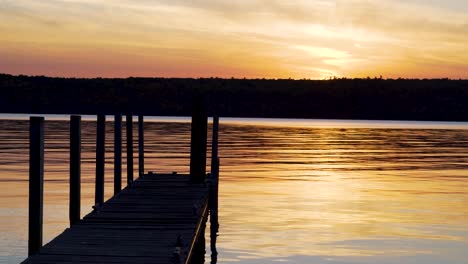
top-left (0, 0), bottom-right (467, 78)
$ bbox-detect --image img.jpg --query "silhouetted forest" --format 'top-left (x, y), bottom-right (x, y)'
top-left (1, 74), bottom-right (467, 121)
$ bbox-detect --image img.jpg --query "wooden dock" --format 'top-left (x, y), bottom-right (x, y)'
top-left (21, 105), bottom-right (220, 263)
top-left (23, 173), bottom-right (210, 264)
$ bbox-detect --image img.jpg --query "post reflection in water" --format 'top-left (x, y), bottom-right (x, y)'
top-left (210, 213), bottom-right (219, 264)
top-left (0, 118), bottom-right (468, 263)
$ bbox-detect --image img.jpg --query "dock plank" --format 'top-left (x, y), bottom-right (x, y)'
top-left (22, 174), bottom-right (209, 264)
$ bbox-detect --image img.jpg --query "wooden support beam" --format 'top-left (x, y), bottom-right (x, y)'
top-left (69, 115), bottom-right (81, 226)
top-left (95, 115), bottom-right (105, 206)
top-left (210, 116), bottom-right (220, 217)
top-left (211, 116), bottom-right (219, 174)
top-left (114, 114), bottom-right (122, 195)
top-left (190, 98), bottom-right (208, 183)
top-left (138, 115), bottom-right (144, 177)
top-left (126, 114), bottom-right (133, 185)
top-left (209, 116), bottom-right (220, 246)
top-left (29, 116), bottom-right (44, 256)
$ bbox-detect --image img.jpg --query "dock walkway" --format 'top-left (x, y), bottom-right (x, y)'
top-left (23, 173), bottom-right (209, 264)
top-left (19, 107), bottom-right (219, 263)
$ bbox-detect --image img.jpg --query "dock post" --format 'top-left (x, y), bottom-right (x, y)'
top-left (190, 97), bottom-right (208, 183)
top-left (210, 116), bottom-right (219, 206)
top-left (29, 116), bottom-right (44, 256)
top-left (210, 116), bottom-right (220, 239)
top-left (95, 114), bottom-right (105, 207)
top-left (126, 114), bottom-right (133, 185)
top-left (69, 115), bottom-right (81, 226)
top-left (114, 114), bottom-right (122, 195)
top-left (211, 116), bottom-right (219, 173)
top-left (138, 114), bottom-right (144, 177)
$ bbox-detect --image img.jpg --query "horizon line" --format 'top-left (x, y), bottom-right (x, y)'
top-left (2, 73), bottom-right (467, 81)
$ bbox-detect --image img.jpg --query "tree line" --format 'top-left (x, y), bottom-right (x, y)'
top-left (1, 74), bottom-right (467, 121)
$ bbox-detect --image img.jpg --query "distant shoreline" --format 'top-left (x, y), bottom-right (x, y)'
top-left (1, 74), bottom-right (468, 122)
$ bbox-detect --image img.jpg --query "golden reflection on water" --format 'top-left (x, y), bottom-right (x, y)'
top-left (219, 172), bottom-right (467, 258)
top-left (0, 118), bottom-right (467, 263)
top-left (215, 123), bottom-right (468, 263)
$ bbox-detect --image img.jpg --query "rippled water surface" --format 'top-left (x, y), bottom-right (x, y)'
top-left (0, 117), bottom-right (467, 263)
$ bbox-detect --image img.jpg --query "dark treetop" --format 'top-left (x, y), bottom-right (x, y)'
top-left (1, 74), bottom-right (468, 121)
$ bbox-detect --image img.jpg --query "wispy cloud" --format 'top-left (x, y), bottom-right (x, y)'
top-left (0, 0), bottom-right (467, 78)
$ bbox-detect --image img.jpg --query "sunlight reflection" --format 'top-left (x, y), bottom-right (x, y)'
top-left (1, 118), bottom-right (467, 263)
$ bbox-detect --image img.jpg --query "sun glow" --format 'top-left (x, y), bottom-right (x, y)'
top-left (0, 0), bottom-right (467, 78)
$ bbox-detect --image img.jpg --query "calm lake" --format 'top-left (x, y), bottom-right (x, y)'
top-left (1, 116), bottom-right (467, 263)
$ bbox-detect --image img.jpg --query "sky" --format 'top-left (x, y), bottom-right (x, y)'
top-left (0, 0), bottom-right (467, 79)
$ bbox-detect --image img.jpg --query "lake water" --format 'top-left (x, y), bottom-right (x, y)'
top-left (0, 116), bottom-right (467, 263)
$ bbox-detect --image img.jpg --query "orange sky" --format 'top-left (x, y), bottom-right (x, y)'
top-left (1, 0), bottom-right (467, 79)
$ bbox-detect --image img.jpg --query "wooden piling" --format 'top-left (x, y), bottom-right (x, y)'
top-left (190, 98), bottom-right (208, 183)
top-left (114, 114), bottom-right (122, 195)
top-left (69, 115), bottom-right (81, 226)
top-left (209, 116), bottom-right (220, 252)
top-left (126, 114), bottom-right (133, 185)
top-left (211, 116), bottom-right (219, 173)
top-left (210, 116), bottom-right (220, 214)
top-left (95, 115), bottom-right (105, 206)
top-left (29, 116), bottom-right (44, 256)
top-left (138, 115), bottom-right (144, 177)
top-left (210, 116), bottom-right (219, 202)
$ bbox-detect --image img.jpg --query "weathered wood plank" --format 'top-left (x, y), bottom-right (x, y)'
top-left (22, 174), bottom-right (209, 264)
